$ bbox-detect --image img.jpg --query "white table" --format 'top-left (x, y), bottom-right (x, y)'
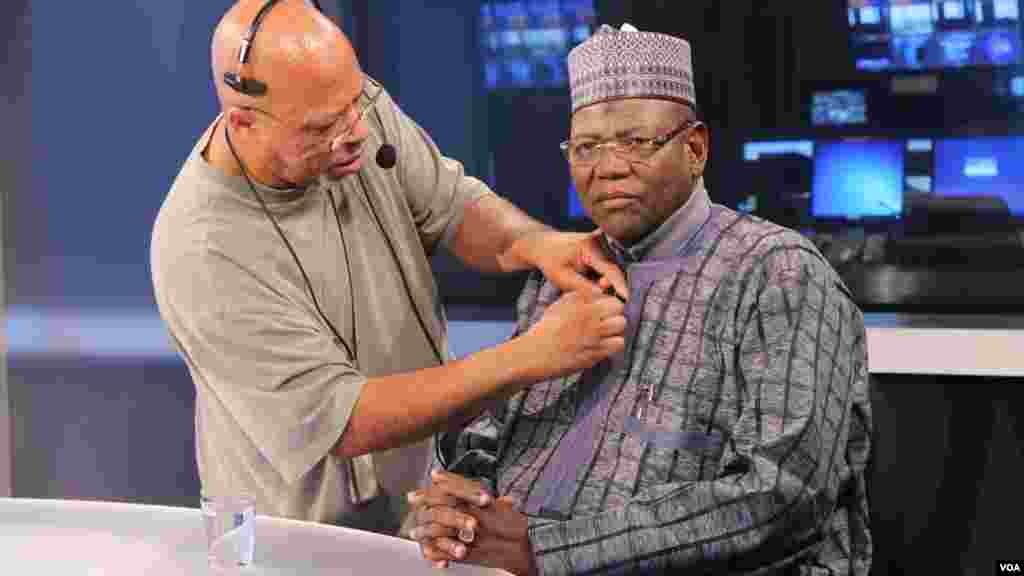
top-left (864, 313), bottom-right (1024, 377)
top-left (0, 498), bottom-right (507, 575)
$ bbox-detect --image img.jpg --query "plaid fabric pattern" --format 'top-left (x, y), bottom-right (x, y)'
top-left (568, 24), bottom-right (696, 113)
top-left (484, 206), bottom-right (872, 575)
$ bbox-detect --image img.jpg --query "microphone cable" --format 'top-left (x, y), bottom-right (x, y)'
top-left (224, 122), bottom-right (358, 363)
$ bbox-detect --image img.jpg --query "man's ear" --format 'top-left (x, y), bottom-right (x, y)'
top-left (226, 107), bottom-right (256, 132)
top-left (688, 123), bottom-right (709, 176)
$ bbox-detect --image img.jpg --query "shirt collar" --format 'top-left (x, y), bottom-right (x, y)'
top-left (603, 178), bottom-right (711, 264)
top-left (197, 114), bottom-right (313, 205)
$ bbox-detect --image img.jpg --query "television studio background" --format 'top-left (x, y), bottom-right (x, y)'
top-left (3, 1), bottom-right (1023, 572)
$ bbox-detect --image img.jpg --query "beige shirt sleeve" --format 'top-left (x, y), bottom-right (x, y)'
top-left (159, 247), bottom-right (367, 486)
top-left (376, 90), bottom-right (494, 254)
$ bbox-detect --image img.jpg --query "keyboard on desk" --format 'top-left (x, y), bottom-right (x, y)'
top-left (843, 263), bottom-right (1024, 313)
top-left (884, 232), bottom-right (1024, 268)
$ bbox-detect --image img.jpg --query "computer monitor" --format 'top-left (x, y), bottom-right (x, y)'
top-left (812, 138), bottom-right (904, 219)
top-left (738, 141), bottom-right (815, 225)
top-left (742, 140), bottom-right (815, 162)
top-left (849, 0), bottom-right (1023, 71)
top-left (933, 136), bottom-right (1024, 215)
top-left (811, 89), bottom-right (869, 126)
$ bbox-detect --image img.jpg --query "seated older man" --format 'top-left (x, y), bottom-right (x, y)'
top-left (409, 24), bottom-right (873, 576)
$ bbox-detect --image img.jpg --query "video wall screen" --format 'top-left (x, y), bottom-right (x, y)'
top-left (848, 0), bottom-right (1022, 71)
top-left (480, 0), bottom-right (597, 90)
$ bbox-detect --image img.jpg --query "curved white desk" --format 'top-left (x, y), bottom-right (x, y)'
top-left (9, 308), bottom-right (1024, 377)
top-left (0, 498), bottom-right (507, 575)
top-left (865, 313), bottom-right (1024, 377)
top-left (446, 313), bottom-right (1024, 378)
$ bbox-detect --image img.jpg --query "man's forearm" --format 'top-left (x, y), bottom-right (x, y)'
top-left (333, 333), bottom-right (544, 460)
top-left (452, 194), bottom-right (552, 274)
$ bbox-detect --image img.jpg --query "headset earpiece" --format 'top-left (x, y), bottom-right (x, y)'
top-left (223, 72), bottom-right (268, 97)
top-left (222, 0), bottom-right (285, 98)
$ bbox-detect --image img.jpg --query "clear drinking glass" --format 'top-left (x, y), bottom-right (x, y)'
top-left (201, 494), bottom-right (255, 572)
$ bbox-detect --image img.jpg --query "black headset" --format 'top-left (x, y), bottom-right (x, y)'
top-left (222, 1), bottom-right (330, 96)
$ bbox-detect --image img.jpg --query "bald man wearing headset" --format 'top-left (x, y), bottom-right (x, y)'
top-left (151, 0), bottom-right (627, 534)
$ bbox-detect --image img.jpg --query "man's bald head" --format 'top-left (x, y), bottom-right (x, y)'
top-left (211, 0), bottom-right (360, 120)
top-left (208, 0), bottom-right (371, 188)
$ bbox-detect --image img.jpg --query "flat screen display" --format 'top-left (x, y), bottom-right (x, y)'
top-left (849, 0), bottom-right (1022, 71)
top-left (812, 139), bottom-right (905, 219)
top-left (933, 136), bottom-right (1024, 214)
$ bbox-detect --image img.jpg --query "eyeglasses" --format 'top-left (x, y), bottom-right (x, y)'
top-left (326, 77), bottom-right (386, 150)
top-left (239, 75), bottom-right (386, 151)
top-left (559, 120), bottom-right (701, 166)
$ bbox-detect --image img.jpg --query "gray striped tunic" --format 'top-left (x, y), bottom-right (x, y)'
top-left (450, 188), bottom-right (872, 575)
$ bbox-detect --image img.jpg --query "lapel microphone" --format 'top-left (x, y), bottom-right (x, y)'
top-left (375, 143), bottom-right (397, 169)
top-left (371, 98), bottom-right (397, 169)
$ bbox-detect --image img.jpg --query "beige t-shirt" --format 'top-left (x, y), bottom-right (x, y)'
top-left (151, 86), bottom-right (492, 529)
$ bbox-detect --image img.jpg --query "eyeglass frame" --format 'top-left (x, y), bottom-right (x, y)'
top-left (559, 119), bottom-right (703, 166)
top-left (235, 74), bottom-right (386, 153)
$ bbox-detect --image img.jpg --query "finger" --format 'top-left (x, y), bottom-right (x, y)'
top-left (434, 537), bottom-right (469, 560)
top-left (417, 505), bottom-right (479, 532)
top-left (574, 251), bottom-right (613, 293)
top-left (555, 268), bottom-right (604, 297)
top-left (418, 536), bottom-right (468, 562)
top-left (597, 314), bottom-right (628, 338)
top-left (431, 469), bottom-right (492, 507)
top-left (487, 495), bottom-right (519, 514)
top-left (599, 281), bottom-right (626, 304)
top-left (407, 489), bottom-right (460, 510)
top-left (580, 245), bottom-right (628, 301)
top-left (600, 336), bottom-right (626, 356)
top-left (419, 541), bottom-right (455, 565)
top-left (410, 523), bottom-right (459, 542)
top-left (591, 294), bottom-right (626, 318)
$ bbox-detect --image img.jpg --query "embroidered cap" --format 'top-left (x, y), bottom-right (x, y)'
top-left (568, 23), bottom-right (695, 114)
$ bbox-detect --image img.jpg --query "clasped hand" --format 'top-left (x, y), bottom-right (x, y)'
top-left (407, 470), bottom-right (537, 576)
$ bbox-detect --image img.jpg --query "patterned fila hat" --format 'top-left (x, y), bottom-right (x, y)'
top-left (568, 23), bottom-right (696, 114)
